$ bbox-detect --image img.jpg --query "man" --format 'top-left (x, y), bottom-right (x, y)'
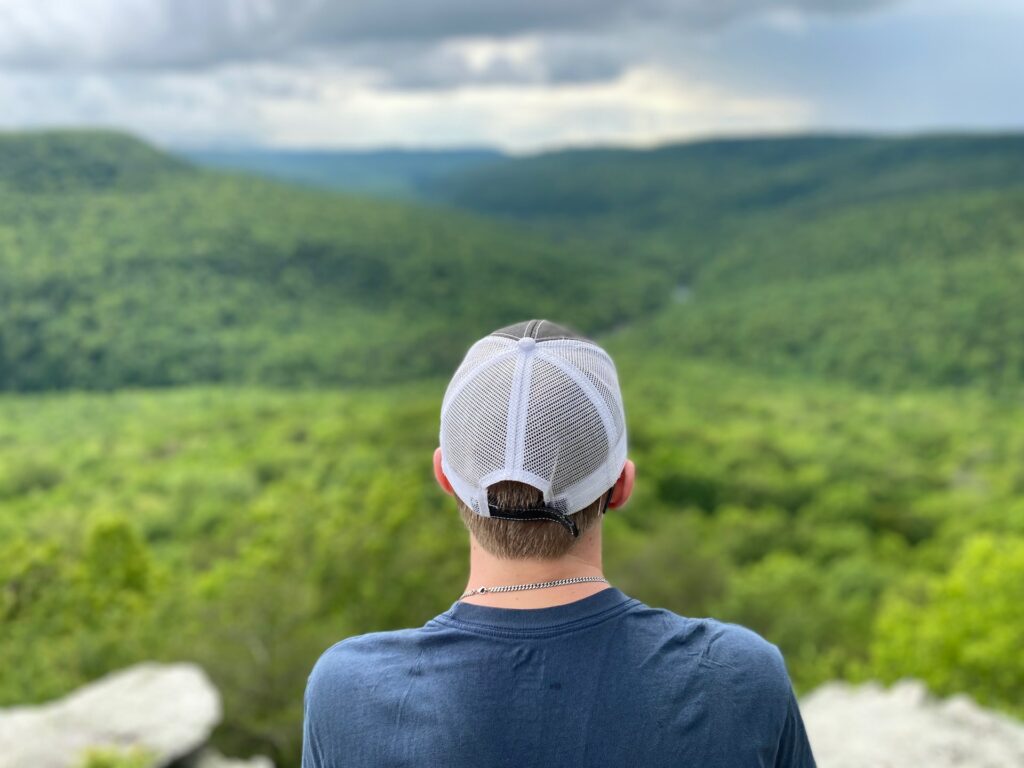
top-left (302, 319), bottom-right (817, 767)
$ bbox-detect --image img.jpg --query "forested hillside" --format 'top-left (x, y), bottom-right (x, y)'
top-left (0, 131), bottom-right (190, 193)
top-left (432, 134), bottom-right (1024, 391)
top-left (3, 129), bottom-right (1023, 768)
top-left (0, 131), bottom-right (661, 391)
top-left (8, 131), bottom-right (1024, 393)
top-left (432, 135), bottom-right (1024, 223)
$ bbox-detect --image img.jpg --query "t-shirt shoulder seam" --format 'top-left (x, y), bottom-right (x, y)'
top-left (698, 620), bottom-right (787, 678)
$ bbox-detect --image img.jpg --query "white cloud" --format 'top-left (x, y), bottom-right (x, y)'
top-left (0, 68), bottom-right (269, 145)
top-left (0, 60), bottom-right (812, 150)
top-left (248, 64), bottom-right (813, 151)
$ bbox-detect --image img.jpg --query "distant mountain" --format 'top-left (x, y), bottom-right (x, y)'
top-left (0, 131), bottom-right (660, 392)
top-left (430, 134), bottom-right (1024, 222)
top-left (430, 133), bottom-right (1024, 391)
top-left (7, 129), bottom-right (1024, 393)
top-left (1, 129), bottom-right (191, 193)
top-left (180, 147), bottom-right (505, 199)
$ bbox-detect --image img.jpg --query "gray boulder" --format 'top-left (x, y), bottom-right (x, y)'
top-left (190, 748), bottom-right (275, 768)
top-left (802, 679), bottom-right (1024, 768)
top-left (0, 662), bottom-right (221, 768)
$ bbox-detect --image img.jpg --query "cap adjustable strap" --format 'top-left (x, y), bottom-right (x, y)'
top-left (486, 504), bottom-right (580, 538)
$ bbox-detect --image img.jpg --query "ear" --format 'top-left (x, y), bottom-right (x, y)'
top-left (433, 447), bottom-right (455, 497)
top-left (608, 459), bottom-right (635, 509)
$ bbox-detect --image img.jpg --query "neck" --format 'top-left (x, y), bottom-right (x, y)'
top-left (460, 523), bottom-right (607, 608)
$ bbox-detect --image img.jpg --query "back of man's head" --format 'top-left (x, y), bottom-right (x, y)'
top-left (438, 319), bottom-right (628, 560)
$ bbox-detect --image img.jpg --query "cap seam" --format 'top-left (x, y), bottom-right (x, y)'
top-left (490, 332), bottom-right (594, 343)
top-left (502, 343), bottom-right (532, 481)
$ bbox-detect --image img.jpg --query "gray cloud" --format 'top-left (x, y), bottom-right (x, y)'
top-left (650, 0), bottom-right (896, 28)
top-left (2, 0), bottom-right (1018, 151)
top-left (359, 37), bottom-right (632, 91)
top-left (0, 0), bottom-right (306, 70)
top-left (252, 0), bottom-right (902, 46)
top-left (0, 0), bottom-right (901, 80)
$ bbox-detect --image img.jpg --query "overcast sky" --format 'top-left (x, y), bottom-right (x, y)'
top-left (0, 0), bottom-right (1020, 151)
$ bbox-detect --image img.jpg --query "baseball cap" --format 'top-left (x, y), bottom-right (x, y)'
top-left (439, 319), bottom-right (628, 538)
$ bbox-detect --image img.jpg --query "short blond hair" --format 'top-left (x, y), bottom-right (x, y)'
top-left (456, 481), bottom-right (607, 560)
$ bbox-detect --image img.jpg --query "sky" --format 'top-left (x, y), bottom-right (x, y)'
top-left (0, 0), bottom-right (1021, 151)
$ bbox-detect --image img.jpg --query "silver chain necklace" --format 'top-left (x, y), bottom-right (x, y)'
top-left (460, 575), bottom-right (608, 599)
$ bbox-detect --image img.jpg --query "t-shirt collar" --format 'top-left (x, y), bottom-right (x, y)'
top-left (436, 586), bottom-right (635, 632)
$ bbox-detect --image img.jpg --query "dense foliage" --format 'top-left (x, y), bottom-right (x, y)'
top-left (3, 356), bottom-right (1024, 764)
top-left (0, 131), bottom-right (663, 392)
top-left (0, 130), bottom-right (189, 194)
top-left (871, 534), bottom-right (1024, 713)
top-left (432, 134), bottom-right (1024, 223)
top-left (8, 131), bottom-right (1024, 393)
top-left (434, 134), bottom-right (1024, 392)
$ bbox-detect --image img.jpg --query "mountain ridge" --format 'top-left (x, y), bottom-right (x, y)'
top-left (0, 129), bottom-right (193, 193)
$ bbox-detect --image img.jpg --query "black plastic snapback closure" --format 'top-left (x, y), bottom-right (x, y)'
top-left (486, 504), bottom-right (580, 537)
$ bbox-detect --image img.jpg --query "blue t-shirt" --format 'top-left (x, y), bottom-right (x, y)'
top-left (302, 587), bottom-right (816, 767)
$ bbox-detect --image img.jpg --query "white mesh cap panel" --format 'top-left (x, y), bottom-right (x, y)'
top-left (440, 322), bottom-right (627, 519)
top-left (547, 341), bottom-right (626, 439)
top-left (524, 362), bottom-right (606, 501)
top-left (442, 336), bottom-right (515, 410)
top-left (440, 341), bottom-right (517, 516)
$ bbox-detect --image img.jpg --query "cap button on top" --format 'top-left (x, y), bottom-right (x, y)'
top-left (517, 337), bottom-right (536, 352)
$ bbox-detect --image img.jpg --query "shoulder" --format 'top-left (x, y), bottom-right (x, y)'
top-left (700, 619), bottom-right (786, 673)
top-left (305, 626), bottom-right (432, 701)
top-left (622, 602), bottom-right (792, 690)
top-left (690, 618), bottom-right (814, 765)
top-left (617, 602), bottom-right (799, 744)
top-left (697, 618), bottom-right (793, 708)
top-left (627, 604), bottom-right (792, 697)
top-left (626, 603), bottom-right (786, 669)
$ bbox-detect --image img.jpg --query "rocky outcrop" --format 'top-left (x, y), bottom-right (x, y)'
top-left (0, 662), bottom-right (271, 768)
top-left (802, 679), bottom-right (1024, 768)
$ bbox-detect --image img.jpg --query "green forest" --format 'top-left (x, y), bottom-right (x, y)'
top-left (0, 131), bottom-right (662, 391)
top-left (2, 129), bottom-right (1023, 767)
top-left (432, 134), bottom-right (1024, 391)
